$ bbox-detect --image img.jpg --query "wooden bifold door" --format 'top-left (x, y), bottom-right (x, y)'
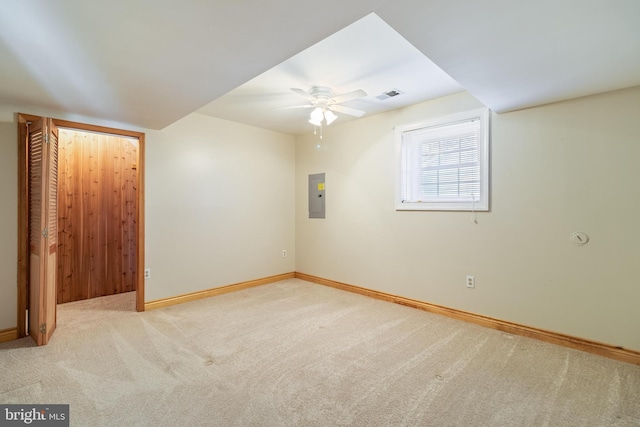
top-left (27, 118), bottom-right (58, 345)
top-left (18, 114), bottom-right (146, 346)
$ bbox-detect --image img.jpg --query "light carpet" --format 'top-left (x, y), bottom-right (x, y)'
top-left (1, 279), bottom-right (639, 426)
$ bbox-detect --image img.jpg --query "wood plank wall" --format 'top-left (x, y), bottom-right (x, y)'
top-left (57, 129), bottom-right (138, 304)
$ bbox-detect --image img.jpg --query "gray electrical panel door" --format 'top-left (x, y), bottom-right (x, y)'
top-left (309, 173), bottom-right (325, 218)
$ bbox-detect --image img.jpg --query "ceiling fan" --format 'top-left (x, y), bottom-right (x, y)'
top-left (288, 86), bottom-right (367, 127)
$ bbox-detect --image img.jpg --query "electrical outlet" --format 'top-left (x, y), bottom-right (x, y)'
top-left (282, 250), bottom-right (287, 258)
top-left (144, 268), bottom-right (151, 279)
top-left (466, 275), bottom-right (475, 288)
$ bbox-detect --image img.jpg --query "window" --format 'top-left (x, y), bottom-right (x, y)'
top-left (395, 108), bottom-right (490, 211)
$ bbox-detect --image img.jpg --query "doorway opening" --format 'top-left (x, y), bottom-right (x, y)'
top-left (17, 114), bottom-right (146, 344)
top-left (57, 128), bottom-right (139, 304)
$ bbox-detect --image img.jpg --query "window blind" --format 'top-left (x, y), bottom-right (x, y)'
top-left (400, 117), bottom-right (481, 204)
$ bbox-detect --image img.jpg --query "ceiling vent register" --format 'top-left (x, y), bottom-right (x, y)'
top-left (377, 89), bottom-right (404, 100)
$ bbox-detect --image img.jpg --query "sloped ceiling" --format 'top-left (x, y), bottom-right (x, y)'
top-left (0, 0), bottom-right (638, 132)
top-left (377, 0), bottom-right (640, 113)
top-left (0, 0), bottom-right (384, 129)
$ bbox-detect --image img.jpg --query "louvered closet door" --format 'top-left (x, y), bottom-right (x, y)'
top-left (28, 118), bottom-right (58, 345)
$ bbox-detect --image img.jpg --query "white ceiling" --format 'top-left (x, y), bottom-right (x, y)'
top-left (197, 14), bottom-right (463, 135)
top-left (0, 0), bottom-right (639, 133)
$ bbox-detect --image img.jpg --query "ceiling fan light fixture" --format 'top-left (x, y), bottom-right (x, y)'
top-left (324, 109), bottom-right (338, 125)
top-left (309, 117), bottom-right (323, 126)
top-left (310, 107), bottom-right (324, 123)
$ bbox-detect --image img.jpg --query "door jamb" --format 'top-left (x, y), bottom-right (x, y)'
top-left (17, 114), bottom-right (146, 338)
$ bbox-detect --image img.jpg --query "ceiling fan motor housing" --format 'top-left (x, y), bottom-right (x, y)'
top-left (309, 86), bottom-right (334, 106)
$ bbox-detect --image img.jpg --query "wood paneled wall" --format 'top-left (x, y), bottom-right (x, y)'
top-left (57, 129), bottom-right (138, 303)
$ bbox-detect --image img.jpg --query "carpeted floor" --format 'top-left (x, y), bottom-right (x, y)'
top-left (1, 279), bottom-right (639, 426)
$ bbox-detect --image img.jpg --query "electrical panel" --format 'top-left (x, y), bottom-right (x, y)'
top-left (308, 173), bottom-right (325, 219)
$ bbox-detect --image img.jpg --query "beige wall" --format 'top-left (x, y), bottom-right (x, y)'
top-left (144, 113), bottom-right (296, 301)
top-left (0, 121), bottom-right (17, 329)
top-left (0, 107), bottom-right (296, 330)
top-left (295, 87), bottom-right (640, 351)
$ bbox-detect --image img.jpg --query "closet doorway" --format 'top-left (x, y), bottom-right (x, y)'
top-left (57, 128), bottom-right (138, 303)
top-left (17, 114), bottom-right (146, 345)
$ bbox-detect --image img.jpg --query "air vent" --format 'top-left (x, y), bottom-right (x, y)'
top-left (376, 88), bottom-right (404, 100)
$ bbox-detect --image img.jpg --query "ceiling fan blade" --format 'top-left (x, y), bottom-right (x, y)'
top-left (277, 104), bottom-right (313, 110)
top-left (290, 88), bottom-right (315, 101)
top-left (329, 104), bottom-right (366, 118)
top-left (331, 89), bottom-right (367, 104)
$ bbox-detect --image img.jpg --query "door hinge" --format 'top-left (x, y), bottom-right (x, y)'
top-left (44, 133), bottom-right (50, 144)
top-left (42, 228), bottom-right (48, 239)
top-left (39, 323), bottom-right (46, 334)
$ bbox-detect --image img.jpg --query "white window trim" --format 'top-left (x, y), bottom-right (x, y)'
top-left (395, 108), bottom-right (490, 211)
